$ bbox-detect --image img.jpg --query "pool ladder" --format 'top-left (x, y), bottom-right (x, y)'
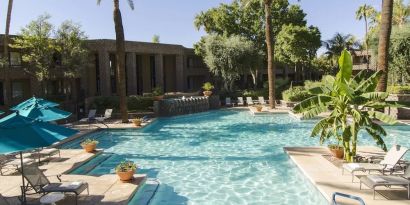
top-left (331, 192), bottom-right (365, 205)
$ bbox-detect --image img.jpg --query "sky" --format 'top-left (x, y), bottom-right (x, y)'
top-left (0, 0), bottom-right (381, 49)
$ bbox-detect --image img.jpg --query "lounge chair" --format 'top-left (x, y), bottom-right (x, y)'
top-left (342, 145), bottom-right (408, 182)
top-left (37, 148), bottom-right (61, 163)
top-left (79, 109), bottom-right (96, 123)
top-left (0, 194), bottom-right (10, 205)
top-left (237, 97), bottom-right (244, 106)
top-left (22, 164), bottom-right (89, 205)
top-left (95, 109), bottom-right (113, 123)
top-left (359, 166), bottom-right (410, 199)
top-left (246, 97), bottom-right (254, 106)
top-left (225, 97), bottom-right (232, 107)
top-left (331, 192), bottom-right (365, 205)
top-left (0, 155), bottom-right (34, 175)
top-left (258, 96), bottom-right (267, 105)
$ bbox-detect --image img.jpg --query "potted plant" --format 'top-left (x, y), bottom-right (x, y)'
top-left (255, 105), bottom-right (263, 112)
top-left (115, 161), bottom-right (137, 182)
top-left (80, 139), bottom-right (99, 153)
top-left (202, 82), bottom-right (214, 96)
top-left (132, 118), bottom-right (142, 127)
top-left (152, 87), bottom-right (164, 101)
top-left (328, 144), bottom-right (344, 159)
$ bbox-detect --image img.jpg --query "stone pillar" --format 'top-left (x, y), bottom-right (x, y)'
top-left (155, 54), bottom-right (164, 89)
top-left (98, 50), bottom-right (111, 96)
top-left (126, 52), bottom-right (137, 95)
top-left (175, 55), bottom-right (184, 92)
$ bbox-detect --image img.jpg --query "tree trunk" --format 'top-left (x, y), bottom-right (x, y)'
top-left (3, 0), bottom-right (13, 106)
top-left (264, 0), bottom-right (275, 109)
top-left (364, 15), bottom-right (370, 70)
top-left (250, 70), bottom-right (258, 89)
top-left (113, 0), bottom-right (129, 123)
top-left (376, 0), bottom-right (393, 92)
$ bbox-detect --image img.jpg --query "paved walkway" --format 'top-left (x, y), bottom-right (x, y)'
top-left (0, 149), bottom-right (146, 205)
top-left (284, 146), bottom-right (409, 205)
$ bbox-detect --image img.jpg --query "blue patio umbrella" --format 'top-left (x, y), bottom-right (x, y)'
top-left (0, 112), bottom-right (78, 203)
top-left (11, 96), bottom-right (59, 111)
top-left (17, 103), bottom-right (71, 122)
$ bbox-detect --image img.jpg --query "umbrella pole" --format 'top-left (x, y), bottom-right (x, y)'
top-left (20, 151), bottom-right (27, 204)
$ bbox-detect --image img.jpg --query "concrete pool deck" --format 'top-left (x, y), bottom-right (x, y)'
top-left (0, 149), bottom-right (146, 205)
top-left (284, 146), bottom-right (409, 205)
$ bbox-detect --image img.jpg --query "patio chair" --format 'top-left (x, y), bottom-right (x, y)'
top-left (0, 155), bottom-right (34, 175)
top-left (225, 97), bottom-right (232, 107)
top-left (359, 165), bottom-right (410, 199)
top-left (237, 97), bottom-right (244, 106)
top-left (22, 164), bottom-right (89, 205)
top-left (331, 192), bottom-right (365, 205)
top-left (37, 148), bottom-right (61, 163)
top-left (95, 109), bottom-right (113, 123)
top-left (79, 109), bottom-right (96, 123)
top-left (258, 96), bottom-right (267, 105)
top-left (342, 145), bottom-right (408, 182)
top-left (246, 97), bottom-right (254, 106)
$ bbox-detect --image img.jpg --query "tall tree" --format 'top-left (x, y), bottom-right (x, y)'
top-left (263, 0), bottom-right (275, 109)
top-left (3, 0), bottom-right (14, 105)
top-left (377, 0), bottom-right (394, 92)
top-left (392, 0), bottom-right (410, 28)
top-left (356, 4), bottom-right (376, 69)
top-left (323, 33), bottom-right (360, 68)
top-left (97, 0), bottom-right (134, 123)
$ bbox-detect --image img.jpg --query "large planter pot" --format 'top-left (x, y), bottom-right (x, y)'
top-left (117, 170), bottom-right (135, 182)
top-left (82, 144), bottom-right (96, 153)
top-left (329, 147), bottom-right (344, 159)
top-left (203, 91), bottom-right (213, 97)
top-left (255, 106), bottom-right (263, 112)
top-left (153, 95), bottom-right (164, 101)
top-left (133, 120), bottom-right (142, 127)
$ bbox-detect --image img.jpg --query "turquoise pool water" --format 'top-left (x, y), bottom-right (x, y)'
top-left (65, 110), bottom-right (410, 205)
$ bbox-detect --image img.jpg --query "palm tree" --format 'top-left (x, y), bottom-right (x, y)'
top-left (356, 4), bottom-right (376, 69)
top-left (97, 0), bottom-right (134, 123)
top-left (323, 33), bottom-right (360, 67)
top-left (3, 0), bottom-right (13, 106)
top-left (377, 0), bottom-right (394, 92)
top-left (294, 50), bottom-right (398, 162)
top-left (392, 0), bottom-right (410, 28)
top-left (243, 0), bottom-right (275, 109)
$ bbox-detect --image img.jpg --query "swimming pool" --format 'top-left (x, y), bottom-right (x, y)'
top-left (65, 109), bottom-right (410, 205)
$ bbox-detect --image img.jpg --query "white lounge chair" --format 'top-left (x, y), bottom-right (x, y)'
top-left (237, 97), bottom-right (244, 106)
top-left (360, 166), bottom-right (410, 199)
top-left (79, 109), bottom-right (96, 123)
top-left (246, 97), bottom-right (254, 106)
top-left (258, 96), bottom-right (267, 105)
top-left (225, 97), bottom-right (232, 107)
top-left (95, 109), bottom-right (113, 123)
top-left (342, 145), bottom-right (408, 182)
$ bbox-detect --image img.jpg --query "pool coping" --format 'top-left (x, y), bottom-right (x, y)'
top-left (284, 146), bottom-right (410, 205)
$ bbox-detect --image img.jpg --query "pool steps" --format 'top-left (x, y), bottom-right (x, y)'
top-left (128, 178), bottom-right (161, 205)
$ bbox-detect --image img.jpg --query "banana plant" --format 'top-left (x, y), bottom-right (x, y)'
top-left (293, 49), bottom-right (400, 162)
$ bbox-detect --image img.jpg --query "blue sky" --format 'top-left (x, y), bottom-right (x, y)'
top-left (0, 0), bottom-right (380, 49)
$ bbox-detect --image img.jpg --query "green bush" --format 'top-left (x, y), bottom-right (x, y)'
top-left (90, 96), bottom-right (153, 112)
top-left (282, 86), bottom-right (312, 102)
top-left (387, 85), bottom-right (410, 94)
top-left (243, 89), bottom-right (268, 98)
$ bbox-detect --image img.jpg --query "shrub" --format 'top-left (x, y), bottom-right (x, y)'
top-left (243, 89), bottom-right (268, 98)
top-left (202, 82), bottom-right (214, 91)
top-left (80, 138), bottom-right (99, 146)
top-left (115, 161), bottom-right (137, 172)
top-left (90, 96), bottom-right (153, 112)
top-left (387, 85), bottom-right (410, 94)
top-left (152, 87), bottom-right (164, 96)
top-left (282, 86), bottom-right (312, 102)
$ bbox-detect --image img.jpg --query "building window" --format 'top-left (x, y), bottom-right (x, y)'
top-left (187, 57), bottom-right (193, 68)
top-left (109, 54), bottom-right (117, 94)
top-left (150, 56), bottom-right (156, 88)
top-left (95, 53), bottom-right (101, 95)
top-left (12, 81), bottom-right (23, 99)
top-left (10, 52), bottom-right (22, 66)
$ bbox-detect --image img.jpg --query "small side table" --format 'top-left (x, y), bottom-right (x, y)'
top-left (40, 192), bottom-right (65, 205)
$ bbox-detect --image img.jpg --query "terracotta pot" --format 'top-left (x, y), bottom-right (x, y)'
top-left (153, 95), bottom-right (164, 101)
top-left (133, 120), bottom-right (142, 127)
top-left (117, 170), bottom-right (135, 182)
top-left (256, 107), bottom-right (263, 112)
top-left (203, 91), bottom-right (213, 96)
top-left (329, 147), bottom-right (344, 159)
top-left (82, 144), bottom-right (96, 153)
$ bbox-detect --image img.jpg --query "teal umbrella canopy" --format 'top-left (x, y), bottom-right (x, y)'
top-left (0, 112), bottom-right (78, 154)
top-left (0, 110), bottom-right (3, 115)
top-left (18, 103), bottom-right (71, 122)
top-left (11, 97), bottom-right (59, 111)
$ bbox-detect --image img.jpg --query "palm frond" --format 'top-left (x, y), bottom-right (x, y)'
top-left (293, 95), bottom-right (332, 113)
top-left (365, 127), bottom-right (387, 151)
top-left (355, 70), bottom-right (382, 93)
top-left (368, 110), bottom-right (397, 124)
top-left (127, 0), bottom-right (135, 10)
top-left (302, 105), bottom-right (328, 119)
top-left (97, 0), bottom-right (102, 5)
top-left (361, 92), bottom-right (389, 101)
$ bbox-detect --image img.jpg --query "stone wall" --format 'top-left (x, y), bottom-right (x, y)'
top-left (154, 96), bottom-right (219, 117)
top-left (385, 94), bottom-right (410, 119)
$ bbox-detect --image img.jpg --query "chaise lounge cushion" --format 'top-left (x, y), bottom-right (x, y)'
top-left (361, 175), bottom-right (409, 188)
top-left (42, 181), bottom-right (88, 194)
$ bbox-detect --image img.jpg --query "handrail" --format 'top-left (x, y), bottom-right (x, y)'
top-left (331, 192), bottom-right (366, 205)
top-left (147, 178), bottom-right (161, 205)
